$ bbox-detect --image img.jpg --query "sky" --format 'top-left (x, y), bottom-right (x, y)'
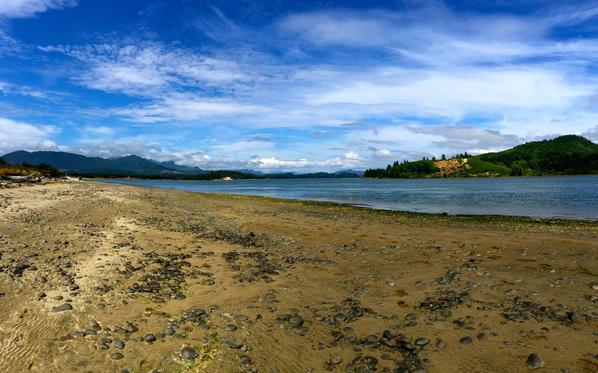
top-left (0, 0), bottom-right (597, 171)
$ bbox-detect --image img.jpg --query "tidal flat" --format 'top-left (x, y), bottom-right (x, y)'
top-left (0, 181), bottom-right (596, 372)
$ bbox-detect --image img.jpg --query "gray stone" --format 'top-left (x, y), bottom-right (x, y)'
top-left (527, 353), bottom-right (545, 369)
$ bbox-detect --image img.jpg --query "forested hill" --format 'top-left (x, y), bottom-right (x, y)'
top-left (365, 135), bottom-right (598, 178)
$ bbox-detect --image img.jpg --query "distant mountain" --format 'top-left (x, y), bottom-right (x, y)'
top-left (334, 169), bottom-right (364, 177)
top-left (0, 150), bottom-right (363, 179)
top-left (365, 135), bottom-right (598, 178)
top-left (1, 151), bottom-right (176, 175)
top-left (153, 160), bottom-right (206, 174)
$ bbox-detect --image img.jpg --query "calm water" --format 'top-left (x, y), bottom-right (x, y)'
top-left (98, 176), bottom-right (598, 220)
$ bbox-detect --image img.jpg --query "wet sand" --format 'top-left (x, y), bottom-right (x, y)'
top-left (0, 181), bottom-right (596, 373)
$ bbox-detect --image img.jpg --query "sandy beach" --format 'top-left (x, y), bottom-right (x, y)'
top-left (0, 181), bottom-right (596, 373)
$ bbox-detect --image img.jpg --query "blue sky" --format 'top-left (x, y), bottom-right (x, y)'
top-left (1, 0), bottom-right (597, 171)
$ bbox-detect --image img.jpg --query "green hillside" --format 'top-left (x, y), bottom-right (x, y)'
top-left (479, 135), bottom-right (598, 175)
top-left (365, 135), bottom-right (598, 178)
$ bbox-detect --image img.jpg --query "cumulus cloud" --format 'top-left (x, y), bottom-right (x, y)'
top-left (0, 117), bottom-right (58, 153)
top-left (0, 0), bottom-right (76, 18)
top-left (249, 151), bottom-right (364, 170)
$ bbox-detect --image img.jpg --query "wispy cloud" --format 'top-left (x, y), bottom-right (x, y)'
top-left (0, 0), bottom-right (76, 18)
top-left (41, 42), bottom-right (249, 96)
top-left (113, 93), bottom-right (271, 123)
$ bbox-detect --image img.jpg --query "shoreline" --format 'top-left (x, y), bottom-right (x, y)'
top-left (1, 181), bottom-right (597, 372)
top-left (92, 178), bottom-right (598, 224)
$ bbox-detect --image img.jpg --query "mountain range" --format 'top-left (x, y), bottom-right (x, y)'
top-left (4, 135), bottom-right (597, 179)
top-left (0, 150), bottom-right (363, 178)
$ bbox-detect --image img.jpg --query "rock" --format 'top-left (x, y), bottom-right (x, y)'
top-left (114, 340), bottom-right (125, 349)
top-left (365, 335), bottom-right (379, 344)
top-left (164, 327), bottom-right (175, 336)
top-left (293, 326), bottom-right (309, 336)
top-left (226, 324), bottom-right (238, 332)
top-left (225, 339), bottom-right (244, 349)
top-left (288, 316), bottom-right (304, 327)
top-left (52, 303), bottom-right (73, 312)
top-left (527, 353), bottom-right (545, 369)
top-left (239, 355), bottom-right (252, 364)
top-left (181, 346), bottom-right (198, 360)
top-left (126, 322), bottom-right (138, 333)
top-left (459, 336), bottom-right (473, 345)
top-left (405, 313), bottom-right (417, 321)
top-left (111, 352), bottom-right (124, 360)
top-left (346, 355), bottom-right (378, 372)
top-left (144, 334), bottom-right (156, 342)
top-left (435, 340), bottom-right (447, 349)
top-left (415, 337), bottom-right (430, 346)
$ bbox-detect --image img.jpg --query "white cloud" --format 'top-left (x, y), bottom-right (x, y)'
top-left (344, 151), bottom-right (360, 160)
top-left (0, 81), bottom-right (48, 98)
top-left (114, 94), bottom-right (271, 123)
top-left (250, 156), bottom-right (311, 169)
top-left (0, 0), bottom-right (76, 18)
top-left (43, 43), bottom-right (248, 96)
top-left (278, 6), bottom-right (598, 66)
top-left (249, 151), bottom-right (364, 170)
top-left (0, 31), bottom-right (19, 55)
top-left (81, 125), bottom-right (114, 136)
top-left (0, 117), bottom-right (58, 153)
top-left (308, 67), bottom-right (592, 116)
top-left (371, 148), bottom-right (392, 158)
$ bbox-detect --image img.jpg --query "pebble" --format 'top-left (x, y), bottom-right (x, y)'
top-left (436, 340), bottom-right (447, 349)
top-left (111, 352), bottom-right (124, 360)
top-left (114, 340), bottom-right (125, 349)
top-left (226, 324), bottom-right (238, 332)
top-left (144, 334), bottom-right (156, 343)
top-left (225, 339), bottom-right (244, 349)
top-left (239, 355), bottom-right (252, 364)
top-left (415, 337), bottom-right (430, 346)
top-left (365, 335), bottom-right (379, 344)
top-left (181, 346), bottom-right (198, 360)
top-left (459, 336), bottom-right (473, 345)
top-left (164, 327), bottom-right (175, 336)
top-left (405, 313), bottom-right (417, 321)
top-left (288, 316), bottom-right (304, 327)
top-left (527, 353), bottom-right (545, 369)
top-left (52, 303), bottom-right (73, 312)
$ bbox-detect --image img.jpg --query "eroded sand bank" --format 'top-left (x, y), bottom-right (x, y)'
top-left (0, 181), bottom-right (596, 372)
